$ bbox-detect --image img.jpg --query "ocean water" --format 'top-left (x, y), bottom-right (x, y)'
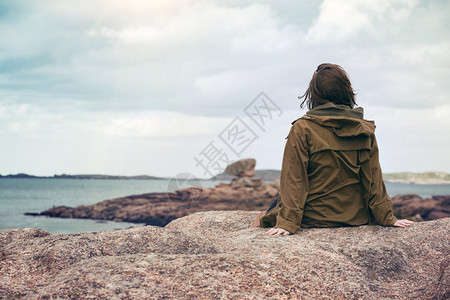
top-left (0, 178), bottom-right (449, 234)
top-left (384, 182), bottom-right (450, 199)
top-left (0, 178), bottom-right (219, 234)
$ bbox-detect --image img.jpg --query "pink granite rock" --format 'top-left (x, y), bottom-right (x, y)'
top-left (1, 212), bottom-right (448, 299)
top-left (392, 194), bottom-right (450, 221)
top-left (225, 158), bottom-right (256, 177)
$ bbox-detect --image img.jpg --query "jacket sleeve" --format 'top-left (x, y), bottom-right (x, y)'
top-left (275, 125), bottom-right (310, 234)
top-left (368, 135), bottom-right (398, 226)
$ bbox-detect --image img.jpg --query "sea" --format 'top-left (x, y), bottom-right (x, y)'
top-left (0, 178), bottom-right (449, 234)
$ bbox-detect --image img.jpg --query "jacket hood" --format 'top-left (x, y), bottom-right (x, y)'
top-left (301, 103), bottom-right (375, 137)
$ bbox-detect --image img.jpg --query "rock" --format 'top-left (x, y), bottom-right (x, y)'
top-left (35, 188), bottom-right (450, 227)
top-left (38, 179), bottom-right (277, 226)
top-left (392, 194), bottom-right (450, 221)
top-left (212, 169), bottom-right (281, 181)
top-left (230, 177), bottom-right (264, 189)
top-left (268, 179), bottom-right (280, 189)
top-left (225, 158), bottom-right (256, 177)
top-left (1, 212), bottom-right (448, 299)
top-left (34, 159), bottom-right (277, 226)
top-left (31, 155), bottom-right (448, 227)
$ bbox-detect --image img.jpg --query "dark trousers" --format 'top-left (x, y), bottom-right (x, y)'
top-left (266, 195), bottom-right (280, 213)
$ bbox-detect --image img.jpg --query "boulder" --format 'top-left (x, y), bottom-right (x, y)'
top-left (31, 158), bottom-right (449, 227)
top-left (392, 194), bottom-right (450, 221)
top-left (37, 178), bottom-right (280, 226)
top-left (1, 212), bottom-right (448, 299)
top-left (35, 189), bottom-right (450, 227)
top-left (225, 158), bottom-right (256, 177)
top-left (230, 177), bottom-right (264, 189)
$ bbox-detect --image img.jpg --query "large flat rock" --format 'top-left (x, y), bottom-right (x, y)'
top-left (1, 212), bottom-right (449, 299)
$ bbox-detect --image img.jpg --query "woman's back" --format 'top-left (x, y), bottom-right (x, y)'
top-left (291, 103), bottom-right (376, 227)
top-left (259, 63), bottom-right (413, 235)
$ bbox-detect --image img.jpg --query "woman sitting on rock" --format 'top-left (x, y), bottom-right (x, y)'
top-left (255, 63), bottom-right (414, 235)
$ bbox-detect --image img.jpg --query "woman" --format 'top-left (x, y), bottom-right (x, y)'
top-left (256, 63), bottom-right (413, 236)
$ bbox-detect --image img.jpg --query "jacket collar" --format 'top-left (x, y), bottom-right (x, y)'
top-left (306, 102), bottom-right (364, 120)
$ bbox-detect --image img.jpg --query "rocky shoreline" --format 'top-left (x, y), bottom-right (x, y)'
top-left (26, 158), bottom-right (450, 226)
top-left (31, 185), bottom-right (450, 226)
top-left (33, 176), bottom-right (280, 226)
top-left (392, 194), bottom-right (450, 221)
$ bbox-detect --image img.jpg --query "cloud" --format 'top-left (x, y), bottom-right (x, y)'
top-left (366, 104), bottom-right (450, 172)
top-left (2, 0), bottom-right (446, 112)
top-left (300, 0), bottom-right (450, 109)
top-left (0, 0), bottom-right (449, 175)
top-left (0, 99), bottom-right (230, 139)
top-left (104, 111), bottom-right (231, 138)
top-left (0, 1), bottom-right (305, 115)
top-left (304, 0), bottom-right (418, 44)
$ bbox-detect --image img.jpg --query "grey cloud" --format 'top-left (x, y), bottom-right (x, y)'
top-left (0, 0), bottom-right (449, 175)
top-left (1, 0), bottom-right (447, 116)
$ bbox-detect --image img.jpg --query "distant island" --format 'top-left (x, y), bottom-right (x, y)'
top-left (214, 170), bottom-right (450, 184)
top-left (382, 172), bottom-right (450, 184)
top-left (1, 171), bottom-right (449, 184)
top-left (0, 173), bottom-right (165, 180)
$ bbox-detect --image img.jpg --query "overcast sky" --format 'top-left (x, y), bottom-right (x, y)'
top-left (0, 0), bottom-right (449, 178)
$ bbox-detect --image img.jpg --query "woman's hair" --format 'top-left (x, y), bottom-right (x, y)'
top-left (299, 63), bottom-right (357, 109)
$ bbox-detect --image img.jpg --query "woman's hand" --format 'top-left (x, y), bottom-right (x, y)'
top-left (265, 228), bottom-right (291, 236)
top-left (393, 219), bottom-right (414, 228)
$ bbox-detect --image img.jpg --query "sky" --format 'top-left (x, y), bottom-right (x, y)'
top-left (0, 0), bottom-right (449, 178)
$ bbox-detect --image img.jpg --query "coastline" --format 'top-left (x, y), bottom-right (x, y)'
top-left (2, 170), bottom-right (450, 185)
top-left (384, 179), bottom-right (450, 185)
top-left (1, 177), bottom-right (449, 234)
top-left (383, 171), bottom-right (450, 185)
top-left (0, 173), bottom-right (167, 180)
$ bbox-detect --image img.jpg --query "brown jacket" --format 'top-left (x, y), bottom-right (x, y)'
top-left (260, 103), bottom-right (398, 234)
